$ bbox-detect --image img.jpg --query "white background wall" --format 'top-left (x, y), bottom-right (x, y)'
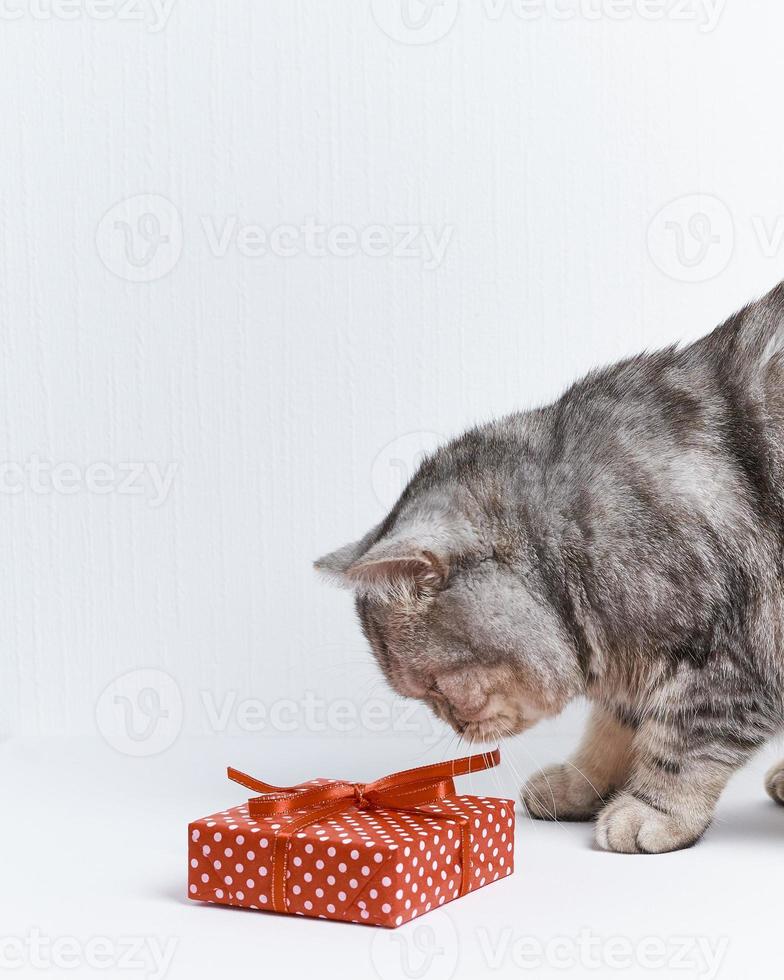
top-left (2, 0), bottom-right (784, 739)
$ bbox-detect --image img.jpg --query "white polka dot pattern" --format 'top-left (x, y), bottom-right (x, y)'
top-left (188, 782), bottom-right (515, 928)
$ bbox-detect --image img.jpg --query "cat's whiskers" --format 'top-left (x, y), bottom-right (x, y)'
top-left (497, 721), bottom-right (580, 835)
top-left (490, 728), bottom-right (551, 842)
top-left (494, 741), bottom-right (541, 832)
top-left (487, 725), bottom-right (512, 802)
top-left (563, 759), bottom-right (604, 804)
top-left (401, 724), bottom-right (455, 766)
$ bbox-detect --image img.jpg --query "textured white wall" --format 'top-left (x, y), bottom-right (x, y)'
top-left (1, 0), bottom-right (783, 738)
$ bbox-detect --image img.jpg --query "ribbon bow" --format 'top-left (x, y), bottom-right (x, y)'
top-left (228, 748), bottom-right (501, 913)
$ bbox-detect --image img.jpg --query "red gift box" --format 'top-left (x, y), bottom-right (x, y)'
top-left (188, 749), bottom-right (515, 928)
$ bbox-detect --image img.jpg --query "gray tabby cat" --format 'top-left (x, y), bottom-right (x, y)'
top-left (316, 282), bottom-right (784, 853)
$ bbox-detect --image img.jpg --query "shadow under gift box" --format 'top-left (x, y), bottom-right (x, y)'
top-left (188, 749), bottom-right (515, 928)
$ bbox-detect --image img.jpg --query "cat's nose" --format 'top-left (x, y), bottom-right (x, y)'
top-left (435, 671), bottom-right (490, 721)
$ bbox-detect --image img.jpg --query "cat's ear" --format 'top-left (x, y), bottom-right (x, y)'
top-left (315, 531), bottom-right (444, 593)
top-left (314, 539), bottom-right (366, 577)
top-left (316, 514), bottom-right (478, 597)
top-left (345, 537), bottom-right (448, 594)
top-left (313, 524), bottom-right (383, 585)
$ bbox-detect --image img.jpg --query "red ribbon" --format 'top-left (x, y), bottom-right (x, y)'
top-left (228, 748), bottom-right (501, 913)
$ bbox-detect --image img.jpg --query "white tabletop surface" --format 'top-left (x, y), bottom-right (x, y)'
top-left (3, 725), bottom-right (781, 979)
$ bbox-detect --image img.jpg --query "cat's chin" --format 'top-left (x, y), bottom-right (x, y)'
top-left (456, 715), bottom-right (531, 744)
top-left (425, 695), bottom-right (536, 743)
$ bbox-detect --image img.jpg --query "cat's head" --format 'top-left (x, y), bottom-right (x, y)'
top-left (315, 464), bottom-right (584, 743)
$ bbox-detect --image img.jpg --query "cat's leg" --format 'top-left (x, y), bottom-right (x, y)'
top-left (522, 704), bottom-right (634, 820)
top-left (595, 694), bottom-right (774, 854)
top-left (764, 760), bottom-right (784, 805)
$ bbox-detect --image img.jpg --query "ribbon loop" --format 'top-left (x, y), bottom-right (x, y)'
top-left (227, 748), bottom-right (501, 913)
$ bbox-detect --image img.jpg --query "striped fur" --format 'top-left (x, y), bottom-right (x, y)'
top-left (317, 282), bottom-right (784, 852)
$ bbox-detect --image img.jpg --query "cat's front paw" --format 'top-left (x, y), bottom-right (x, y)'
top-left (521, 763), bottom-right (606, 821)
top-left (595, 792), bottom-right (703, 853)
top-left (764, 760), bottom-right (784, 805)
